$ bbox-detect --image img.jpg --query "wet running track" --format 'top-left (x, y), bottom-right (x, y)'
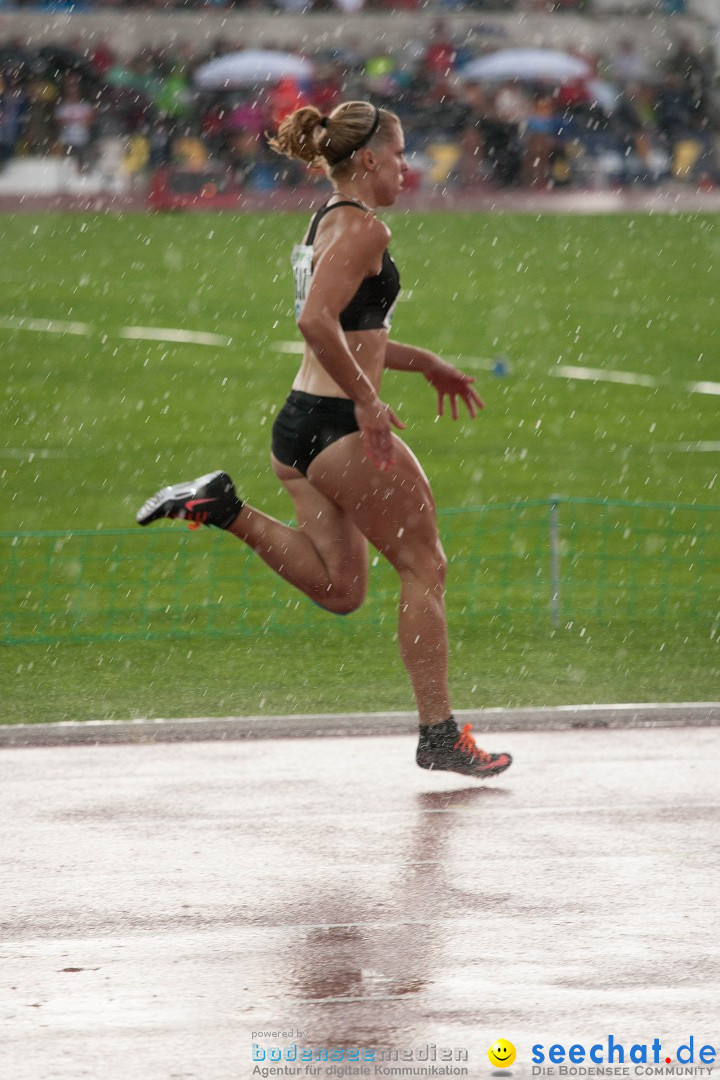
top-left (1, 722), bottom-right (719, 1080)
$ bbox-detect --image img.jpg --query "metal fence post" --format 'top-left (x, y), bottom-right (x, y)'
top-left (549, 495), bottom-right (561, 628)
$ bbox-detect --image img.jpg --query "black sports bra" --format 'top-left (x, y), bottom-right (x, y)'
top-left (291, 200), bottom-right (401, 332)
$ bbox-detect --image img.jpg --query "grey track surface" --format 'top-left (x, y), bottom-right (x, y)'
top-left (1, 719), bottom-right (719, 1080)
top-left (1, 703), bottom-right (719, 747)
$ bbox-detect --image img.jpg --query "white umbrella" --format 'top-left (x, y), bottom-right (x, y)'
top-left (194, 50), bottom-right (314, 90)
top-left (462, 48), bottom-right (592, 84)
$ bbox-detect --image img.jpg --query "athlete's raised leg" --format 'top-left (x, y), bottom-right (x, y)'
top-left (136, 460), bottom-right (368, 614)
top-left (226, 456), bottom-right (369, 615)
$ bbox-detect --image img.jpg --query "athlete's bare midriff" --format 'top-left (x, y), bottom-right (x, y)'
top-left (292, 329), bottom-right (387, 398)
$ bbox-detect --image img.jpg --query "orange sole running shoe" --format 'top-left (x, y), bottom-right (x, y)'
top-left (417, 722), bottom-right (512, 779)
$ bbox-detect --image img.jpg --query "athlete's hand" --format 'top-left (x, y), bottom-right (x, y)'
top-left (424, 357), bottom-right (484, 420)
top-left (355, 396), bottom-right (406, 471)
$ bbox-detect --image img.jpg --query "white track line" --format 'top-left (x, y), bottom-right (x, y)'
top-left (657, 442), bottom-right (720, 454)
top-left (553, 364), bottom-right (659, 388)
top-left (688, 380), bottom-right (720, 396)
top-left (120, 326), bottom-right (231, 347)
top-left (0, 448), bottom-right (66, 459)
top-left (0, 316), bottom-right (91, 336)
top-left (0, 315), bottom-right (231, 347)
top-left (551, 364), bottom-right (720, 398)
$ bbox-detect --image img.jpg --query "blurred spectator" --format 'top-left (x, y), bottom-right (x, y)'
top-left (456, 82), bottom-right (493, 186)
top-left (96, 82), bottom-right (152, 136)
top-left (423, 20), bottom-right (456, 78)
top-left (19, 74), bottom-right (58, 154)
top-left (90, 38), bottom-right (115, 80)
top-left (55, 73), bottom-right (95, 168)
top-left (522, 91), bottom-right (557, 186)
top-left (225, 128), bottom-right (259, 182)
top-left (172, 134), bottom-right (208, 169)
top-left (199, 99), bottom-right (226, 156)
top-left (0, 70), bottom-right (28, 168)
top-left (610, 38), bottom-right (655, 87)
top-left (154, 63), bottom-right (194, 129)
top-left (313, 63), bottom-right (343, 116)
top-left (223, 95), bottom-right (267, 139)
top-left (494, 78), bottom-right (531, 131)
top-left (484, 79), bottom-right (530, 185)
top-left (654, 71), bottom-right (694, 150)
top-left (146, 116), bottom-right (173, 169)
top-left (612, 82), bottom-right (659, 169)
top-left (553, 79), bottom-right (591, 113)
top-left (625, 81), bottom-right (661, 134)
top-left (267, 76), bottom-right (309, 126)
top-left (364, 51), bottom-right (397, 96)
top-left (214, 92), bottom-right (268, 178)
top-left (665, 36), bottom-right (710, 120)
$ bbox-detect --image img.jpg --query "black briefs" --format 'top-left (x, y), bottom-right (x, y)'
top-left (271, 391), bottom-right (360, 476)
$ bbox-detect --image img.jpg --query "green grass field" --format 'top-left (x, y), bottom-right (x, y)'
top-left (1, 210), bottom-right (718, 723)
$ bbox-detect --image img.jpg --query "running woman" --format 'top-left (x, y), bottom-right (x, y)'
top-left (136, 100), bottom-right (512, 780)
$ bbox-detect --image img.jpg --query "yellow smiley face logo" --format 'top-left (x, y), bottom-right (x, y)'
top-left (488, 1040), bottom-right (516, 1069)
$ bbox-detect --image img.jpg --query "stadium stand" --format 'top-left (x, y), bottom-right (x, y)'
top-left (1, 4), bottom-right (718, 201)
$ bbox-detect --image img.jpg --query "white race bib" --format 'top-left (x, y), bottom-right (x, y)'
top-left (291, 244), bottom-right (313, 320)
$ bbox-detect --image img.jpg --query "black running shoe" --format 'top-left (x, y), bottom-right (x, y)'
top-left (417, 722), bottom-right (512, 779)
top-left (136, 471), bottom-right (243, 529)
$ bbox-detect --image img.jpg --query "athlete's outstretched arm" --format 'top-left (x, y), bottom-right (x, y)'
top-left (384, 342), bottom-right (484, 420)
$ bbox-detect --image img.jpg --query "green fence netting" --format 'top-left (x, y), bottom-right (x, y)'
top-left (2, 497), bottom-right (719, 645)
